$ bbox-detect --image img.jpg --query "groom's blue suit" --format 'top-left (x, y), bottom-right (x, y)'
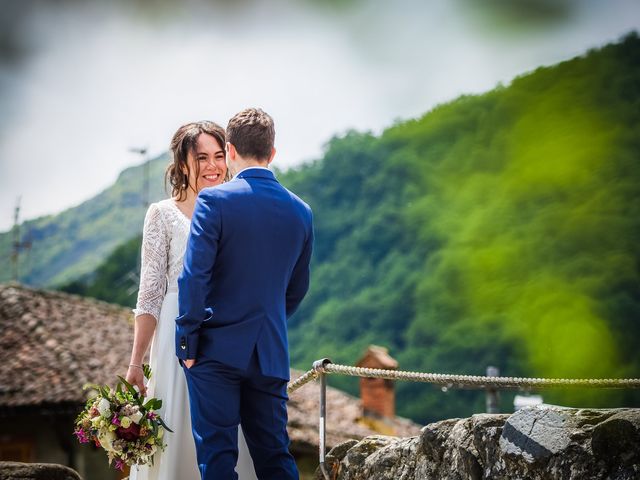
top-left (176, 167), bottom-right (313, 480)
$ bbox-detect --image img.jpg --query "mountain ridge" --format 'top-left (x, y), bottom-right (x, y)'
top-left (0, 154), bottom-right (169, 285)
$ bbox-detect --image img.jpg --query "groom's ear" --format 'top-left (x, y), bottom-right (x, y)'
top-left (226, 142), bottom-right (236, 160)
top-left (267, 147), bottom-right (276, 165)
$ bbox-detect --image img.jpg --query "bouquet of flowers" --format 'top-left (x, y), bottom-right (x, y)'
top-left (74, 365), bottom-right (172, 473)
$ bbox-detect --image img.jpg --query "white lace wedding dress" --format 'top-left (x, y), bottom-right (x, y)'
top-left (130, 199), bottom-right (257, 480)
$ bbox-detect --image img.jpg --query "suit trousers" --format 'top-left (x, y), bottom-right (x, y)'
top-left (182, 349), bottom-right (299, 480)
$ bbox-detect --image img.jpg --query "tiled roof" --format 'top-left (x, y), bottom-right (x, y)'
top-left (0, 283), bottom-right (134, 409)
top-left (0, 283), bottom-right (421, 447)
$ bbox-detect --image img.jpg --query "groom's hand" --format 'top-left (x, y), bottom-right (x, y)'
top-left (184, 359), bottom-right (196, 369)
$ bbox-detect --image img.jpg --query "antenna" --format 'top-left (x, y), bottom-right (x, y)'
top-left (129, 147), bottom-right (149, 208)
top-left (11, 197), bottom-right (32, 282)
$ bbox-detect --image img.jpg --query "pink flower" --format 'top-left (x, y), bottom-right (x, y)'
top-left (147, 412), bottom-right (157, 420)
top-left (74, 428), bottom-right (89, 444)
top-left (114, 459), bottom-right (125, 471)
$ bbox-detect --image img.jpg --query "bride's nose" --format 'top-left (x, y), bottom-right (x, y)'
top-left (203, 158), bottom-right (220, 169)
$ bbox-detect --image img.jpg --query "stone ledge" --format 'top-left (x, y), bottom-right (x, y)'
top-left (318, 407), bottom-right (640, 480)
top-left (0, 462), bottom-right (82, 480)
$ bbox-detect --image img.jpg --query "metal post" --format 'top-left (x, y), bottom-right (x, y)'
top-left (11, 197), bottom-right (32, 283)
top-left (313, 358), bottom-right (332, 480)
top-left (486, 365), bottom-right (500, 413)
top-left (11, 198), bottom-right (21, 281)
top-left (143, 157), bottom-right (150, 208)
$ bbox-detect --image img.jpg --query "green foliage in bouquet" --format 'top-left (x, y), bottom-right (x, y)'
top-left (74, 366), bottom-right (172, 474)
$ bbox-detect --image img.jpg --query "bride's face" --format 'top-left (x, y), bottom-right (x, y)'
top-left (186, 133), bottom-right (227, 192)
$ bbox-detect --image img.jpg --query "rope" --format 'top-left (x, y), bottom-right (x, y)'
top-left (287, 362), bottom-right (640, 394)
top-left (287, 369), bottom-right (319, 394)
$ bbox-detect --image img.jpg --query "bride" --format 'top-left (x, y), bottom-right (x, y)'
top-left (125, 121), bottom-right (258, 480)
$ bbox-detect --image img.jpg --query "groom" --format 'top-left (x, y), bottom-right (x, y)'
top-left (176, 108), bottom-right (313, 480)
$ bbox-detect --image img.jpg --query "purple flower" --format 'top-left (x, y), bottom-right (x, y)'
top-left (74, 428), bottom-right (89, 444)
top-left (147, 412), bottom-right (157, 420)
top-left (112, 416), bottom-right (121, 426)
top-left (114, 459), bottom-right (125, 471)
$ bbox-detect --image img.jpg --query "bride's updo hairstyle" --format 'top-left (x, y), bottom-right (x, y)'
top-left (165, 120), bottom-right (226, 201)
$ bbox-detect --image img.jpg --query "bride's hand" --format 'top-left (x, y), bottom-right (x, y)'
top-left (126, 365), bottom-right (147, 396)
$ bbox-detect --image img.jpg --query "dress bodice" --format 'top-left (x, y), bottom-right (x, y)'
top-left (134, 199), bottom-right (191, 321)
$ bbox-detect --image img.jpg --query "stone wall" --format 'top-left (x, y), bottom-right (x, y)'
top-left (0, 462), bottom-right (81, 480)
top-left (319, 407), bottom-right (640, 479)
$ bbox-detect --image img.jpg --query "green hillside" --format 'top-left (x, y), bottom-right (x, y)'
top-left (0, 155), bottom-right (169, 286)
top-left (19, 33), bottom-right (640, 422)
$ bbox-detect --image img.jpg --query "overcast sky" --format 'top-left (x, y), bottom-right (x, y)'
top-left (0, 0), bottom-right (639, 231)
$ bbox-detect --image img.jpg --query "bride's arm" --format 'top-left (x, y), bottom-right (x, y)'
top-left (127, 314), bottom-right (156, 395)
top-left (126, 203), bottom-right (169, 394)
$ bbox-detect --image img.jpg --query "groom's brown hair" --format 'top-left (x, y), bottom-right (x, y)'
top-left (226, 108), bottom-right (275, 162)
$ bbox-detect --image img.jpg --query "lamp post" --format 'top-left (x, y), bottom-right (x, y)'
top-left (129, 147), bottom-right (149, 207)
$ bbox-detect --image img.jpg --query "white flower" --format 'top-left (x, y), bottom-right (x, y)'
top-left (91, 415), bottom-right (103, 427)
top-left (98, 430), bottom-right (116, 452)
top-left (120, 416), bottom-right (132, 428)
top-left (130, 410), bottom-right (143, 424)
top-left (97, 398), bottom-right (111, 417)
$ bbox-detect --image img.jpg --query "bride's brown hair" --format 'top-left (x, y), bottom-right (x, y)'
top-left (165, 121), bottom-right (227, 201)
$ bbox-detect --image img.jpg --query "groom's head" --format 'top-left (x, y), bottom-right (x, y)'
top-left (226, 108), bottom-right (276, 175)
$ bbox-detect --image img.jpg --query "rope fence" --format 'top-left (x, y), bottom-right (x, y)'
top-left (288, 361), bottom-right (640, 394)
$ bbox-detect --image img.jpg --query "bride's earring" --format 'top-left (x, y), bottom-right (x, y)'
top-left (182, 173), bottom-right (188, 189)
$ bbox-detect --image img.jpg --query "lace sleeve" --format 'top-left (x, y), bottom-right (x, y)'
top-left (133, 203), bottom-right (169, 322)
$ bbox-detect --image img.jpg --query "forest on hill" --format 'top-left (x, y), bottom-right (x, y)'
top-left (27, 33), bottom-right (640, 422)
top-left (0, 156), bottom-right (169, 286)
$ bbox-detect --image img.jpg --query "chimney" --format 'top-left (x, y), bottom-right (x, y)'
top-left (356, 345), bottom-right (398, 419)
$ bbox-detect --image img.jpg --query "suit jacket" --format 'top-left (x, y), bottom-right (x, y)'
top-left (175, 168), bottom-right (313, 380)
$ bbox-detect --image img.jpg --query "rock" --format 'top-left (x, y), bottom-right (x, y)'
top-left (420, 417), bottom-right (460, 463)
top-left (591, 410), bottom-right (640, 473)
top-left (0, 462), bottom-right (82, 480)
top-left (500, 407), bottom-right (573, 462)
top-left (318, 439), bottom-right (359, 480)
top-left (318, 407), bottom-right (640, 480)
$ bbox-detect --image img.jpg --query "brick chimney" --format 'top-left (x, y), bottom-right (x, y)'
top-left (356, 345), bottom-right (398, 419)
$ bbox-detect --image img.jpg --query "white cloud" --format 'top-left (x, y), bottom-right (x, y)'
top-left (0, 0), bottom-right (638, 230)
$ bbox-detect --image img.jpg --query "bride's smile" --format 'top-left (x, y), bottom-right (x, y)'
top-left (202, 173), bottom-right (221, 184)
